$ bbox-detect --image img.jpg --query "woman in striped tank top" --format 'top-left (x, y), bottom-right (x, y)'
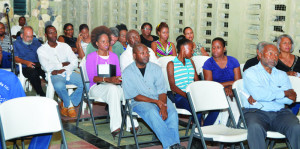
top-left (151, 22), bottom-right (177, 58)
top-left (167, 37), bottom-right (216, 126)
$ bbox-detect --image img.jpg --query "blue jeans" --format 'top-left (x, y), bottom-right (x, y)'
top-left (51, 72), bottom-right (83, 107)
top-left (132, 99), bottom-right (180, 149)
top-left (244, 108), bottom-right (300, 149)
top-left (0, 134), bottom-right (52, 149)
top-left (174, 94), bottom-right (219, 126)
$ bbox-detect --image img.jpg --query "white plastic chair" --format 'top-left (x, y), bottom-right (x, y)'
top-left (191, 56), bottom-right (210, 76)
top-left (158, 56), bottom-right (192, 136)
top-left (232, 79), bottom-right (290, 149)
top-left (17, 63), bottom-right (33, 92)
top-left (0, 96), bottom-right (68, 149)
top-left (239, 63), bottom-right (245, 77)
top-left (186, 81), bottom-right (247, 149)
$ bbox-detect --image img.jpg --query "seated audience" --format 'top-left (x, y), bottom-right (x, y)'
top-left (275, 34), bottom-right (300, 115)
top-left (85, 26), bottom-right (123, 138)
top-left (243, 41), bottom-right (267, 71)
top-left (120, 29), bottom-right (158, 72)
top-left (151, 22), bottom-right (177, 57)
top-left (203, 37), bottom-right (241, 125)
top-left (109, 27), bottom-right (124, 59)
top-left (0, 22), bottom-right (11, 68)
top-left (116, 24), bottom-right (128, 51)
top-left (122, 43), bottom-right (185, 149)
top-left (58, 23), bottom-right (78, 53)
top-left (183, 27), bottom-right (209, 56)
top-left (0, 69), bottom-right (52, 148)
top-left (243, 42), bottom-right (300, 149)
top-left (140, 22), bottom-right (158, 48)
top-left (76, 24), bottom-right (91, 59)
top-left (37, 25), bottom-right (83, 118)
top-left (14, 26), bottom-right (46, 96)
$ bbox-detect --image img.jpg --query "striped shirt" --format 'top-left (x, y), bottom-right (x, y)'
top-left (0, 35), bottom-right (11, 53)
top-left (173, 57), bottom-right (195, 92)
top-left (155, 40), bottom-right (173, 57)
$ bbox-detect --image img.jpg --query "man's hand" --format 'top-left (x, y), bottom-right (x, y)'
top-left (62, 62), bottom-right (70, 67)
top-left (248, 96), bottom-right (256, 105)
top-left (155, 100), bottom-right (168, 120)
top-left (285, 89), bottom-right (297, 102)
top-left (108, 76), bottom-right (122, 84)
top-left (26, 61), bottom-right (36, 68)
top-left (51, 69), bottom-right (66, 75)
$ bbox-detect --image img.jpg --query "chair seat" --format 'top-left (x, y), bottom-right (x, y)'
top-left (195, 125), bottom-right (247, 143)
top-left (66, 84), bottom-right (77, 89)
top-left (176, 108), bottom-right (192, 115)
top-left (267, 131), bottom-right (286, 139)
top-left (297, 116), bottom-right (300, 121)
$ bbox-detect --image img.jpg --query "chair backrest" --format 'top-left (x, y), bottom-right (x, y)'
top-left (158, 56), bottom-right (176, 91)
top-left (186, 81), bottom-right (228, 112)
top-left (240, 63), bottom-right (245, 76)
top-left (289, 76), bottom-right (300, 102)
top-left (232, 79), bottom-right (247, 108)
top-left (191, 56), bottom-right (210, 75)
top-left (0, 97), bottom-right (63, 141)
top-left (79, 57), bottom-right (89, 82)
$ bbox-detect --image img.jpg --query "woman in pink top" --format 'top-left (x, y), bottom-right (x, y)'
top-left (86, 26), bottom-right (123, 138)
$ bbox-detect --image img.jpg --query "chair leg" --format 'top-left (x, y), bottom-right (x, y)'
top-left (239, 142), bottom-right (245, 149)
top-left (219, 143), bottom-right (224, 149)
top-left (187, 124), bottom-right (195, 149)
top-left (87, 100), bottom-right (98, 136)
top-left (265, 139), bottom-right (270, 147)
top-left (128, 107), bottom-right (139, 149)
top-left (21, 138), bottom-right (25, 149)
top-left (269, 140), bottom-right (275, 149)
top-left (76, 97), bottom-right (84, 127)
top-left (118, 105), bottom-right (127, 146)
top-left (286, 139), bottom-right (292, 149)
top-left (185, 116), bottom-right (192, 136)
top-left (230, 144), bottom-right (235, 149)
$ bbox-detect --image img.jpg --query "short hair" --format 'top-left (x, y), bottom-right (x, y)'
top-left (19, 16), bottom-right (26, 21)
top-left (156, 22), bottom-right (168, 35)
top-left (258, 42), bottom-right (275, 53)
top-left (132, 43), bottom-right (146, 54)
top-left (183, 27), bottom-right (192, 34)
top-left (91, 26), bottom-right (111, 49)
top-left (176, 35), bottom-right (192, 53)
top-left (45, 25), bottom-right (55, 34)
top-left (212, 37), bottom-right (226, 47)
top-left (79, 24), bottom-right (89, 32)
top-left (116, 24), bottom-right (128, 32)
top-left (19, 26), bottom-right (33, 35)
top-left (109, 27), bottom-right (119, 37)
top-left (141, 22), bottom-right (152, 30)
top-left (257, 41), bottom-right (268, 52)
top-left (276, 34), bottom-right (294, 53)
top-left (63, 23), bottom-right (73, 30)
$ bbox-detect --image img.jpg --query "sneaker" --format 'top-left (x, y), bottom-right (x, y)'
top-left (68, 107), bottom-right (77, 118)
top-left (60, 107), bottom-right (68, 117)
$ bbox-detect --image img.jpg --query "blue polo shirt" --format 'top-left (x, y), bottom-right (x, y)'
top-left (14, 37), bottom-right (41, 67)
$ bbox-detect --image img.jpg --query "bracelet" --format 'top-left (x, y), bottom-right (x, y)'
top-left (103, 77), bottom-right (106, 82)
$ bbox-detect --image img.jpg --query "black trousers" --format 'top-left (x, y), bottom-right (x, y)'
top-left (22, 62), bottom-right (46, 96)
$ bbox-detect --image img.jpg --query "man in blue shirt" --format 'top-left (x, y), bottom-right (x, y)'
top-left (243, 42), bottom-right (300, 149)
top-left (0, 69), bottom-right (51, 148)
top-left (14, 26), bottom-right (45, 96)
top-left (122, 43), bottom-right (185, 149)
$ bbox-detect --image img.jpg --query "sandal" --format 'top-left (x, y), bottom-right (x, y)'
top-left (111, 128), bottom-right (121, 140)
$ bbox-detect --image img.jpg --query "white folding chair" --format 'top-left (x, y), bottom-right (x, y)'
top-left (186, 81), bottom-right (247, 149)
top-left (232, 79), bottom-right (291, 149)
top-left (0, 96), bottom-right (68, 149)
top-left (75, 57), bottom-right (109, 136)
top-left (289, 76), bottom-right (300, 120)
top-left (158, 56), bottom-right (192, 136)
top-left (239, 63), bottom-right (245, 77)
top-left (17, 63), bottom-right (33, 92)
top-left (191, 56), bottom-right (209, 79)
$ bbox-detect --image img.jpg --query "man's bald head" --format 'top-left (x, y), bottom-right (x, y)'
top-left (127, 29), bottom-right (141, 47)
top-left (20, 26), bottom-right (34, 45)
top-left (133, 43), bottom-right (147, 54)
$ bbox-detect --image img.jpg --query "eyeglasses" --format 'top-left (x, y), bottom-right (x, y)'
top-left (143, 28), bottom-right (152, 31)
